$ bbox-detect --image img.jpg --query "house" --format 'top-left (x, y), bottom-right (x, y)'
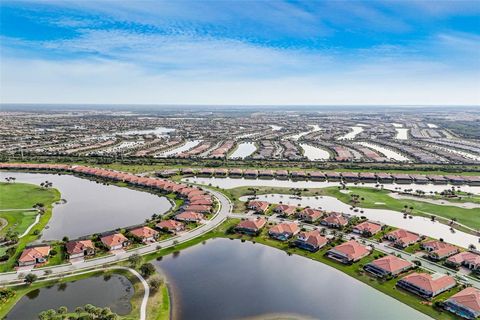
top-left (229, 168), bottom-right (243, 177)
top-left (321, 212), bottom-right (348, 228)
top-left (294, 230), bottom-right (328, 252)
top-left (275, 170), bottom-right (289, 180)
top-left (66, 240), bottom-right (95, 259)
top-left (427, 175), bottom-right (448, 184)
top-left (325, 172), bottom-right (341, 181)
top-left (396, 272), bottom-right (456, 298)
top-left (353, 221), bottom-right (383, 237)
top-left (258, 170), bottom-right (274, 179)
top-left (156, 220), bottom-right (185, 233)
top-left (101, 233), bottom-right (130, 251)
top-left (297, 208), bottom-right (324, 222)
top-left (445, 175), bottom-right (466, 185)
top-left (341, 172), bottom-right (359, 182)
top-left (244, 169), bottom-right (258, 179)
top-left (326, 240), bottom-right (371, 264)
top-left (268, 222), bottom-right (300, 241)
top-left (364, 255), bottom-right (413, 278)
top-left (214, 168), bottom-right (228, 176)
top-left (274, 204), bottom-right (297, 217)
top-left (465, 176), bottom-right (480, 186)
top-left (447, 252), bottom-right (480, 272)
top-left (421, 240), bottom-right (459, 260)
top-left (376, 172), bottom-right (394, 183)
top-left (235, 218), bottom-right (267, 235)
top-left (247, 200), bottom-right (269, 214)
top-left (310, 171), bottom-right (326, 181)
top-left (444, 287), bottom-right (480, 320)
top-left (384, 229), bottom-right (420, 248)
top-left (175, 211), bottom-right (204, 222)
top-left (199, 168), bottom-right (214, 176)
top-left (129, 226), bottom-right (159, 243)
top-left (358, 172), bottom-right (377, 182)
top-left (190, 199), bottom-right (213, 206)
top-left (184, 204), bottom-right (211, 213)
top-left (291, 171), bottom-right (307, 180)
top-left (391, 173), bottom-right (412, 184)
top-left (411, 174), bottom-right (429, 184)
top-left (18, 246), bottom-right (51, 267)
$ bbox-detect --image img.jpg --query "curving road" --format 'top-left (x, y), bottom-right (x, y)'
top-left (0, 188), bottom-right (232, 285)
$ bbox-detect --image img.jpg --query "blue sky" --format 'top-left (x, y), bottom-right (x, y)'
top-left (1, 0), bottom-right (479, 105)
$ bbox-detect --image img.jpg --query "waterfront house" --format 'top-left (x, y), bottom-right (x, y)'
top-left (427, 175), bottom-right (448, 184)
top-left (364, 255), bottom-right (413, 278)
top-left (18, 245), bottom-right (51, 267)
top-left (184, 204), bottom-right (211, 213)
top-left (156, 220), bottom-right (185, 233)
top-left (326, 240), bottom-right (371, 264)
top-left (268, 222), bottom-right (300, 241)
top-left (341, 172), bottom-right (359, 182)
top-left (229, 168), bottom-right (244, 178)
top-left (199, 168), bottom-right (214, 176)
top-left (384, 229), bottom-right (420, 248)
top-left (358, 172), bottom-right (377, 182)
top-left (411, 174), bottom-right (429, 184)
top-left (310, 171), bottom-right (326, 181)
top-left (235, 218), bottom-right (267, 235)
top-left (129, 226), bottom-right (159, 244)
top-left (275, 170), bottom-right (289, 180)
top-left (190, 199), bottom-right (213, 206)
top-left (66, 240), bottom-right (95, 259)
top-left (244, 169), bottom-right (259, 179)
top-left (214, 168), bottom-right (228, 176)
top-left (352, 221), bottom-right (383, 237)
top-left (247, 200), bottom-right (269, 214)
top-left (297, 208), bottom-right (324, 222)
top-left (101, 233), bottom-right (130, 251)
top-left (321, 212), bottom-right (348, 228)
top-left (325, 172), bottom-right (341, 181)
top-left (291, 171), bottom-right (307, 180)
top-left (180, 168), bottom-right (195, 175)
top-left (465, 176), bottom-right (480, 186)
top-left (391, 173), bottom-right (412, 184)
top-left (397, 272), bottom-right (456, 298)
top-left (258, 170), bottom-right (274, 179)
top-left (447, 252), bottom-right (480, 272)
top-left (445, 175), bottom-right (466, 185)
top-left (444, 287), bottom-right (480, 320)
top-left (274, 204), bottom-right (297, 217)
top-left (175, 211), bottom-right (204, 223)
top-left (294, 230), bottom-right (327, 252)
top-left (376, 172), bottom-right (394, 183)
top-left (421, 240), bottom-right (459, 261)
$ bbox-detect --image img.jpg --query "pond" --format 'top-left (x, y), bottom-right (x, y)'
top-left (0, 172), bottom-right (171, 240)
top-left (300, 143), bottom-right (330, 160)
top-left (356, 142), bottom-right (410, 162)
top-left (158, 140), bottom-right (202, 157)
top-left (229, 142), bottom-right (257, 159)
top-left (119, 127), bottom-right (175, 136)
top-left (6, 274), bottom-right (133, 319)
top-left (338, 126), bottom-right (364, 140)
top-left (155, 238), bottom-right (430, 320)
top-left (395, 128), bottom-right (409, 140)
top-left (239, 194), bottom-right (478, 248)
top-left (185, 176), bottom-right (480, 196)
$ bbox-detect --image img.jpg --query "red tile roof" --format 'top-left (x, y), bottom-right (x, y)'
top-left (66, 240), bottom-right (95, 255)
top-left (101, 233), bottom-right (128, 248)
top-left (331, 240), bottom-right (370, 261)
top-left (129, 226), bottom-right (158, 239)
top-left (156, 219), bottom-right (184, 231)
top-left (353, 221), bottom-right (382, 235)
top-left (236, 218), bottom-right (267, 231)
top-left (400, 272), bottom-right (456, 293)
top-left (297, 230), bottom-right (327, 248)
top-left (370, 255), bottom-right (412, 274)
top-left (447, 287), bottom-right (480, 313)
top-left (18, 246), bottom-right (51, 263)
top-left (269, 222), bottom-right (299, 235)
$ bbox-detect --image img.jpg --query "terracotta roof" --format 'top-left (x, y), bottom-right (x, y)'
top-left (354, 221), bottom-right (382, 234)
top-left (386, 229), bottom-right (420, 244)
top-left (269, 222), bottom-right (299, 235)
top-left (248, 201), bottom-right (269, 211)
top-left (370, 255), bottom-right (412, 273)
top-left (176, 211), bottom-right (203, 221)
top-left (422, 240), bottom-right (458, 257)
top-left (101, 233), bottom-right (128, 248)
top-left (66, 240), bottom-right (94, 255)
top-left (236, 218), bottom-right (267, 231)
top-left (18, 246), bottom-right (51, 263)
top-left (447, 287), bottom-right (480, 313)
top-left (297, 230), bottom-right (327, 247)
top-left (331, 240), bottom-right (370, 260)
top-left (129, 226), bottom-right (158, 239)
top-left (275, 204), bottom-right (297, 215)
top-left (323, 213), bottom-right (348, 226)
top-left (448, 252), bottom-right (480, 266)
top-left (156, 219), bottom-right (184, 230)
top-left (300, 208), bottom-right (324, 219)
top-left (400, 272), bottom-right (456, 293)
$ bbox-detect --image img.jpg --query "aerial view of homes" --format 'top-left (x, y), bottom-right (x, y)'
top-left (0, 106), bottom-right (479, 320)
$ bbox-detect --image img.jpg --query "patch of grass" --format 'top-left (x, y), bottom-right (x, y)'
top-left (0, 210), bottom-right (37, 237)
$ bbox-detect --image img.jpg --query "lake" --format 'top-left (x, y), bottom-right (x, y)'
top-left (229, 142), bottom-right (257, 159)
top-left (0, 172), bottom-right (171, 240)
top-left (155, 238), bottom-right (431, 320)
top-left (6, 274), bottom-right (133, 319)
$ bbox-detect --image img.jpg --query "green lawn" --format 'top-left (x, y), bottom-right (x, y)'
top-left (0, 210), bottom-right (37, 237)
top-left (0, 183), bottom-right (61, 272)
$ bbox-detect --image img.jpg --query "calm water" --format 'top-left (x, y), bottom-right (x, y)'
top-left (239, 194), bottom-right (478, 248)
top-left (6, 274), bottom-right (133, 319)
top-left (395, 128), bottom-right (409, 140)
top-left (300, 143), bottom-right (330, 160)
top-left (155, 238), bottom-right (431, 320)
top-left (356, 142), bottom-right (410, 162)
top-left (0, 172), bottom-right (171, 240)
top-left (338, 126), bottom-right (364, 140)
top-left (229, 142), bottom-right (257, 159)
top-left (159, 140), bottom-right (202, 157)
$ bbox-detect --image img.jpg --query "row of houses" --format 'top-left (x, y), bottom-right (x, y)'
top-left (234, 217), bottom-right (480, 319)
top-left (178, 167), bottom-right (480, 185)
top-left (18, 216), bottom-right (197, 267)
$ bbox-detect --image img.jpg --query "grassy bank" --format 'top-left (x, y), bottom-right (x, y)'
top-left (0, 182), bottom-right (61, 272)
